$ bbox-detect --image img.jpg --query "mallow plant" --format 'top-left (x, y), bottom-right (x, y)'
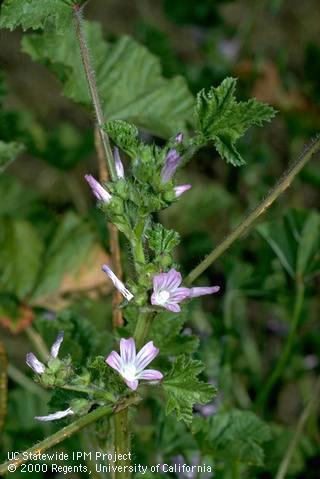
top-left (1, 1), bottom-right (320, 478)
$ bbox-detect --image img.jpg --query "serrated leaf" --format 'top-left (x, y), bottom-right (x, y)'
top-left (104, 120), bottom-right (140, 157)
top-left (0, 0), bottom-right (72, 32)
top-left (0, 218), bottom-right (44, 298)
top-left (0, 140), bottom-right (23, 173)
top-left (147, 223), bottom-right (180, 256)
top-left (163, 356), bottom-right (216, 424)
top-left (194, 77), bottom-right (276, 165)
top-left (22, 24), bottom-right (194, 138)
top-left (193, 409), bottom-right (272, 466)
top-left (32, 212), bottom-right (95, 299)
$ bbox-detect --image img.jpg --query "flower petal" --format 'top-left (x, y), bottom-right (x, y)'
top-left (84, 174), bottom-right (111, 203)
top-left (114, 147), bottom-right (125, 179)
top-left (189, 286), bottom-right (220, 298)
top-left (106, 351), bottom-right (122, 373)
top-left (102, 264), bottom-right (133, 301)
top-left (35, 408), bottom-right (74, 422)
top-left (152, 269), bottom-right (182, 293)
top-left (174, 184), bottom-right (192, 197)
top-left (124, 379), bottom-right (139, 391)
top-left (169, 287), bottom-right (190, 302)
top-left (135, 341), bottom-right (159, 371)
top-left (50, 331), bottom-right (64, 358)
top-left (163, 302), bottom-right (181, 313)
top-left (138, 369), bottom-right (163, 381)
top-left (120, 338), bottom-right (136, 365)
top-left (26, 353), bottom-right (45, 374)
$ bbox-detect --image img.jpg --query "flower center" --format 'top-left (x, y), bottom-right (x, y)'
top-left (156, 290), bottom-right (170, 305)
top-left (122, 364), bottom-right (137, 381)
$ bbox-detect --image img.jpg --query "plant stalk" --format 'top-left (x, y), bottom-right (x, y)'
top-left (25, 326), bottom-right (50, 362)
top-left (275, 377), bottom-right (320, 479)
top-left (73, 4), bottom-right (116, 181)
top-left (0, 342), bottom-right (8, 431)
top-left (114, 408), bottom-right (131, 479)
top-left (186, 136), bottom-right (320, 284)
top-left (0, 395), bottom-right (141, 475)
top-left (255, 282), bottom-right (305, 411)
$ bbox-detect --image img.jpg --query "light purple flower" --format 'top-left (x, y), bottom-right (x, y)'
top-left (26, 331), bottom-right (64, 374)
top-left (106, 338), bottom-right (163, 391)
top-left (102, 264), bottom-right (133, 302)
top-left (161, 149), bottom-right (182, 183)
top-left (35, 407), bottom-right (74, 422)
top-left (85, 174), bottom-right (111, 203)
top-left (151, 268), bottom-right (220, 313)
top-left (114, 147), bottom-right (125, 179)
top-left (174, 184), bottom-right (192, 197)
top-left (175, 132), bottom-right (184, 143)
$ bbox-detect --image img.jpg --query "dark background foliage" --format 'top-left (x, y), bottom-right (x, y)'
top-left (0, 0), bottom-right (319, 477)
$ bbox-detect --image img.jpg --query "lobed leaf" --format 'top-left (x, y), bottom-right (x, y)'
top-left (194, 77), bottom-right (276, 166)
top-left (22, 23), bottom-right (194, 138)
top-left (163, 355), bottom-right (216, 424)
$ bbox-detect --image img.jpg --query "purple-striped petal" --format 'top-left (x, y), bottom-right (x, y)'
top-left (163, 302), bottom-right (181, 313)
top-left (189, 286), bottom-right (220, 298)
top-left (84, 174), bottom-right (111, 203)
top-left (106, 351), bottom-right (122, 373)
top-left (102, 264), bottom-right (133, 301)
top-left (169, 287), bottom-right (190, 302)
top-left (35, 408), bottom-right (74, 422)
top-left (114, 147), bottom-right (125, 179)
top-left (50, 331), bottom-right (64, 358)
top-left (124, 379), bottom-right (139, 391)
top-left (26, 353), bottom-right (45, 374)
top-left (152, 269), bottom-right (182, 293)
top-left (161, 149), bottom-right (181, 183)
top-left (138, 369), bottom-right (163, 381)
top-left (120, 338), bottom-right (136, 365)
top-left (135, 341), bottom-right (159, 371)
top-left (174, 184), bottom-right (192, 197)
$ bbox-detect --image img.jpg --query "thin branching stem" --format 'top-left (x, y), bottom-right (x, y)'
top-left (186, 136), bottom-right (320, 284)
top-left (25, 326), bottom-right (50, 362)
top-left (275, 377), bottom-right (320, 479)
top-left (0, 395), bottom-right (141, 476)
top-left (255, 282), bottom-right (305, 411)
top-left (73, 4), bottom-right (116, 180)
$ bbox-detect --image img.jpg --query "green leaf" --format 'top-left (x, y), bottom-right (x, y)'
top-left (147, 223), bottom-right (180, 256)
top-left (104, 120), bottom-right (140, 158)
top-left (0, 140), bottom-right (23, 173)
top-left (22, 24), bottom-right (194, 138)
top-left (32, 212), bottom-right (95, 299)
top-left (194, 77), bottom-right (276, 165)
top-left (193, 409), bottom-right (272, 466)
top-left (163, 356), bottom-right (216, 424)
top-left (0, 0), bottom-right (72, 32)
top-left (296, 211), bottom-right (320, 276)
top-left (0, 218), bottom-right (44, 298)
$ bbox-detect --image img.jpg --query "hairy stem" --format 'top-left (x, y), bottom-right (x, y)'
top-left (134, 312), bottom-right (156, 350)
top-left (275, 377), bottom-right (320, 479)
top-left (186, 136), bottom-right (320, 284)
top-left (73, 4), bottom-right (116, 180)
top-left (114, 409), bottom-right (131, 479)
top-left (0, 342), bottom-right (8, 431)
top-left (95, 127), bottom-right (124, 328)
top-left (255, 282), bottom-right (305, 411)
top-left (0, 395), bottom-right (141, 475)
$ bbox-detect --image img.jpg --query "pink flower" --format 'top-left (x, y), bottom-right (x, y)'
top-left (174, 184), bottom-right (192, 197)
top-left (26, 332), bottom-right (64, 374)
top-left (102, 264), bottom-right (133, 302)
top-left (106, 338), bottom-right (163, 391)
top-left (151, 268), bottom-right (220, 313)
top-left (35, 408), bottom-right (74, 422)
top-left (114, 147), bottom-right (125, 179)
top-left (85, 174), bottom-right (111, 203)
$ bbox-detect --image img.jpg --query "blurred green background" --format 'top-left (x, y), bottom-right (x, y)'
top-left (0, 0), bottom-right (319, 478)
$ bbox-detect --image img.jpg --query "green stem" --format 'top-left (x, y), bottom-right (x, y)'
top-left (60, 384), bottom-right (115, 402)
top-left (255, 282), bottom-right (305, 411)
top-left (0, 342), bottom-right (8, 431)
top-left (275, 378), bottom-right (320, 479)
top-left (72, 4), bottom-right (116, 181)
top-left (134, 312), bottom-right (155, 350)
top-left (25, 326), bottom-right (50, 362)
top-left (0, 394), bottom-right (141, 475)
top-left (114, 408), bottom-right (131, 479)
top-left (186, 136), bottom-right (320, 284)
